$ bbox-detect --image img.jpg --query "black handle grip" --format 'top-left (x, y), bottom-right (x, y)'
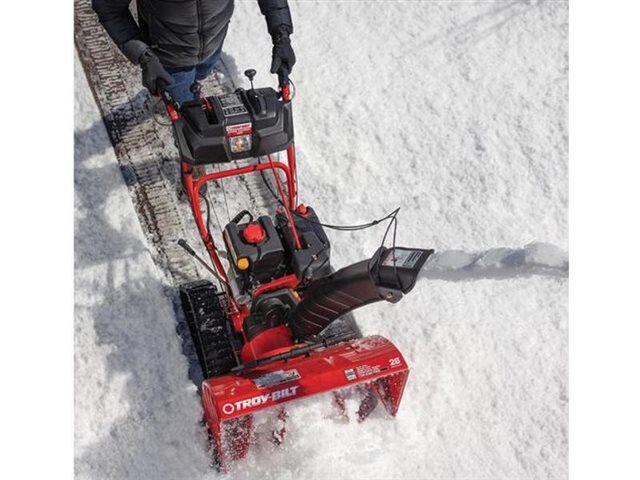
top-left (244, 69), bottom-right (257, 82)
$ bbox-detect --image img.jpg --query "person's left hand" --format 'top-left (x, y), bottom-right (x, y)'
top-left (270, 27), bottom-right (296, 77)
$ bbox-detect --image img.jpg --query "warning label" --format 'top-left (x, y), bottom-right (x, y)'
top-left (252, 369), bottom-right (301, 388)
top-left (219, 93), bottom-right (248, 117)
top-left (355, 364), bottom-right (385, 378)
top-left (381, 249), bottom-right (424, 269)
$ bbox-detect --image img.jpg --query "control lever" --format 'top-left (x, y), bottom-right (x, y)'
top-left (244, 69), bottom-right (256, 91)
top-left (178, 239), bottom-right (227, 285)
top-left (243, 68), bottom-right (266, 116)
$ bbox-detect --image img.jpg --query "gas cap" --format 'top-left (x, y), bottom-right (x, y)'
top-left (242, 222), bottom-right (266, 244)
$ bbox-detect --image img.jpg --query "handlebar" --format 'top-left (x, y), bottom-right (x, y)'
top-left (277, 67), bottom-right (293, 101)
top-left (277, 67), bottom-right (290, 89)
top-left (157, 67), bottom-right (291, 123)
top-left (155, 79), bottom-right (180, 122)
top-left (156, 78), bottom-right (176, 107)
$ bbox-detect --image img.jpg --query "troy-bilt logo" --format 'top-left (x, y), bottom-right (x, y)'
top-left (221, 386), bottom-right (300, 415)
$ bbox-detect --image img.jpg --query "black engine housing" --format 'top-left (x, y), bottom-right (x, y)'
top-left (277, 206), bottom-right (332, 281)
top-left (223, 215), bottom-right (287, 287)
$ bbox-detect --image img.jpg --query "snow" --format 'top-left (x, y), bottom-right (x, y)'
top-left (422, 242), bottom-right (568, 280)
top-left (75, 1), bottom-right (568, 479)
top-left (75, 52), bottom-right (212, 478)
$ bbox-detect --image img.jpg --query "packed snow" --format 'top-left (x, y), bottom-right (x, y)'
top-left (75, 1), bottom-right (568, 479)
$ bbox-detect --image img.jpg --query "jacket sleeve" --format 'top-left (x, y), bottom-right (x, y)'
top-left (257, 0), bottom-right (293, 37)
top-left (91, 0), bottom-right (149, 64)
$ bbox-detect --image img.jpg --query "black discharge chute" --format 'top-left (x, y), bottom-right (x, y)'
top-left (290, 247), bottom-right (434, 340)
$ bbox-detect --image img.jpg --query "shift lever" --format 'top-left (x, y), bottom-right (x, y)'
top-left (244, 69), bottom-right (256, 91)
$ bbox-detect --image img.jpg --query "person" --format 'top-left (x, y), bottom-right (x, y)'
top-left (92, 0), bottom-right (296, 104)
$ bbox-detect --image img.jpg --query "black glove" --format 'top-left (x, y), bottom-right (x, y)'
top-left (270, 26), bottom-right (296, 77)
top-left (139, 50), bottom-right (174, 96)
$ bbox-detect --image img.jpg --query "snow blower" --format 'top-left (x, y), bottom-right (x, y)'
top-left (159, 70), bottom-right (433, 468)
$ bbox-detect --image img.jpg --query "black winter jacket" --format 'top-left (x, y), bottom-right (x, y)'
top-left (92, 0), bottom-right (293, 68)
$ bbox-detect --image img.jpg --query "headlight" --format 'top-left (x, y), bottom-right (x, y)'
top-left (228, 134), bottom-right (252, 153)
top-left (226, 122), bottom-right (253, 154)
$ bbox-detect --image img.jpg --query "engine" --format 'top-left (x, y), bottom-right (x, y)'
top-left (222, 205), bottom-right (333, 340)
top-left (223, 206), bottom-right (332, 293)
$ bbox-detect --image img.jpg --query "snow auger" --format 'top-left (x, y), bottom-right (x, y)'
top-left (159, 70), bottom-right (433, 468)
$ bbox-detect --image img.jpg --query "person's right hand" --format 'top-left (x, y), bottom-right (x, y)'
top-left (270, 26), bottom-right (296, 80)
top-left (139, 50), bottom-right (174, 96)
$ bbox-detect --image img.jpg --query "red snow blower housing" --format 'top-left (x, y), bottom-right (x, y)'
top-left (160, 71), bottom-right (433, 468)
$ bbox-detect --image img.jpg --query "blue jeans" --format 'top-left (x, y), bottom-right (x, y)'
top-left (164, 48), bottom-right (222, 105)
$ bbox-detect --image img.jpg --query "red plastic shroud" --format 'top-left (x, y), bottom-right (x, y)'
top-left (204, 335), bottom-right (409, 421)
top-left (202, 335), bottom-right (410, 466)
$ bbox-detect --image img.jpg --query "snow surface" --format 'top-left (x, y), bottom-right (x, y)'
top-left (75, 52), bottom-right (216, 479)
top-left (75, 1), bottom-right (568, 479)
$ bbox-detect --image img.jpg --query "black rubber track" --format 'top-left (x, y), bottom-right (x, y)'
top-left (179, 280), bottom-right (238, 378)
